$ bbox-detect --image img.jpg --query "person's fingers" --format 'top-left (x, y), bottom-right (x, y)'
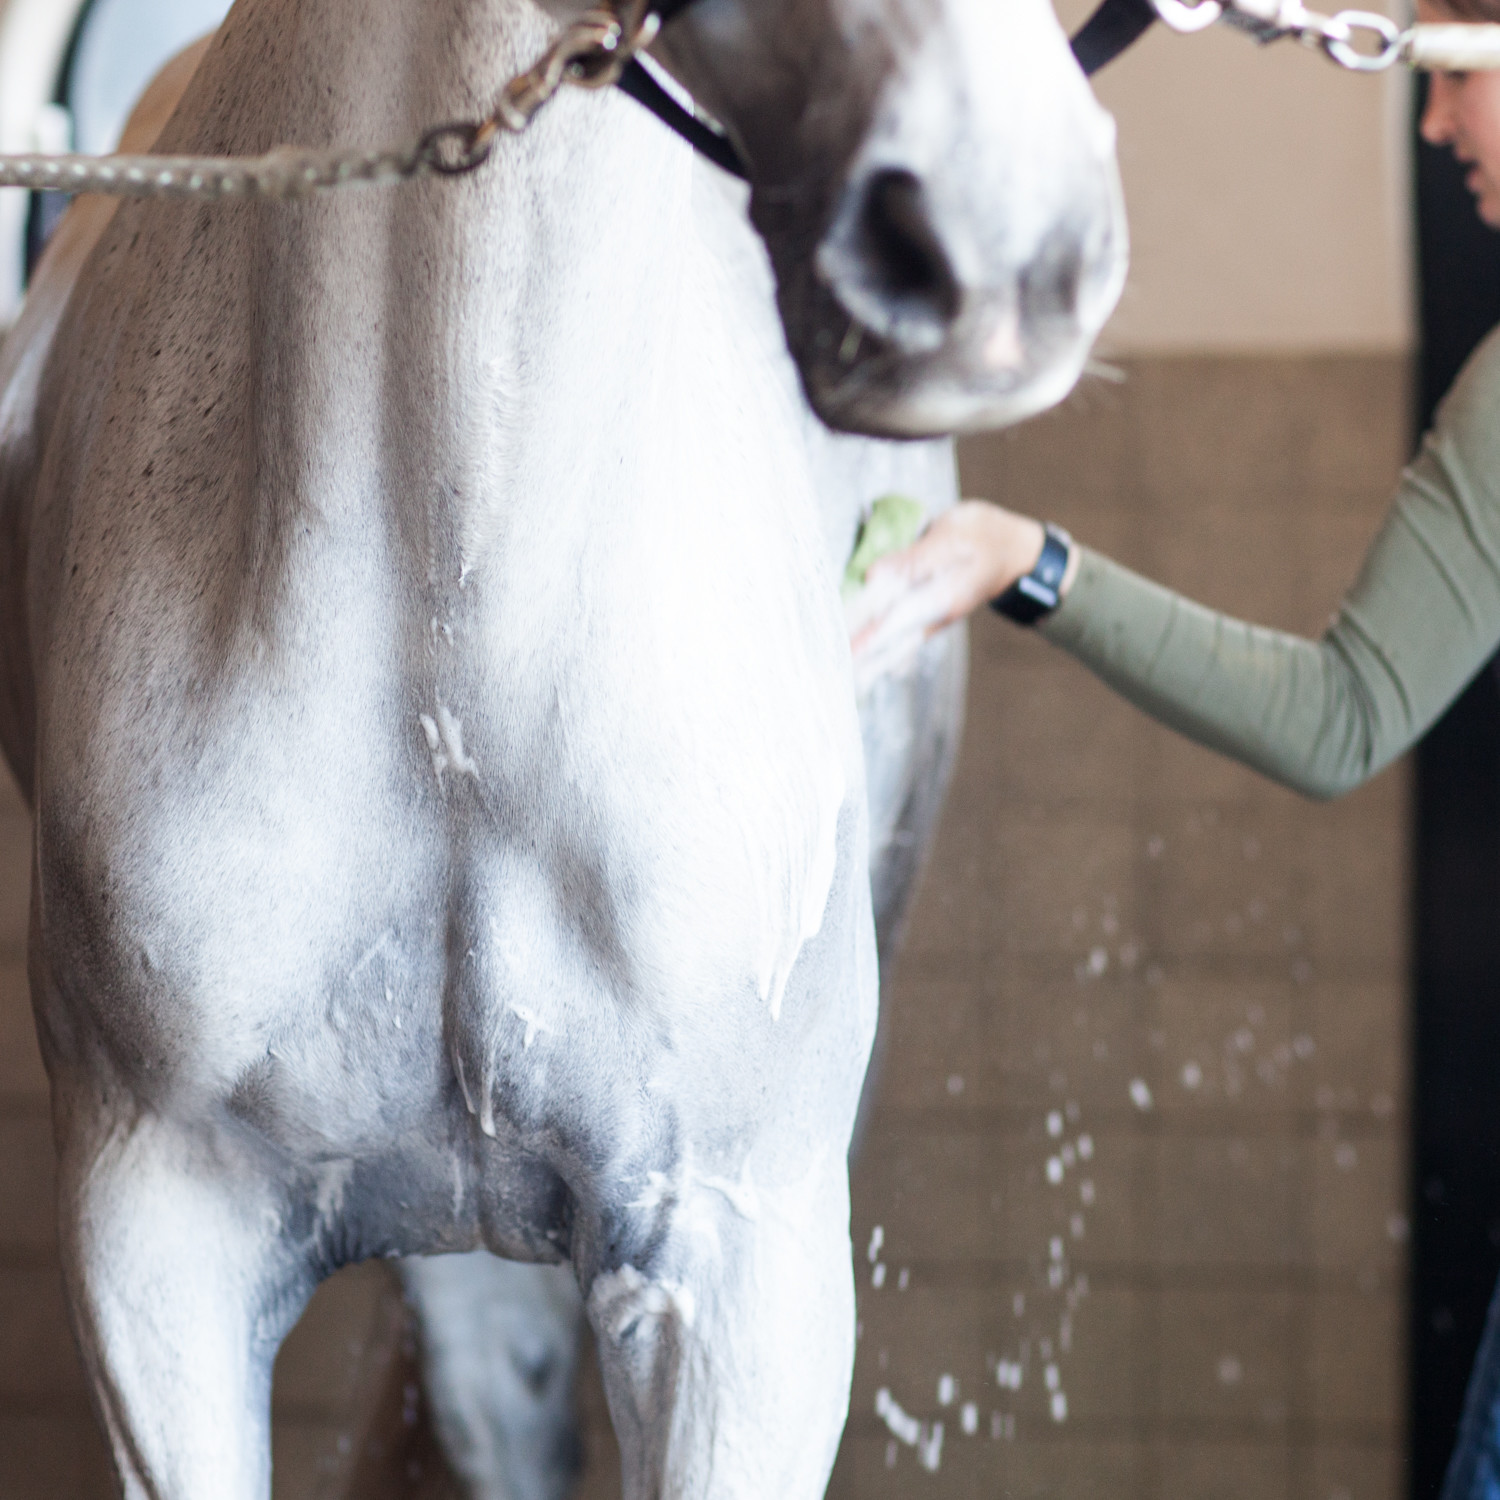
top-left (866, 510), bottom-right (971, 590)
top-left (850, 564), bottom-right (970, 683)
top-left (848, 499), bottom-right (1044, 690)
top-left (846, 561), bottom-right (915, 652)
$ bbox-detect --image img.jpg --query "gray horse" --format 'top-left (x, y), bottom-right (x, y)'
top-left (0, 0), bottom-right (1125, 1494)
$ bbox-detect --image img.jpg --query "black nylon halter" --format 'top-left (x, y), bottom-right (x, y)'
top-left (1069, 0), bottom-right (1160, 73)
top-left (618, 0), bottom-right (1156, 180)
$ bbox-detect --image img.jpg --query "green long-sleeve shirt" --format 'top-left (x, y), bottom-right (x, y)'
top-left (1039, 329), bottom-right (1500, 800)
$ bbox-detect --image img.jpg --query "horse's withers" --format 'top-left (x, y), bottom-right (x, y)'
top-left (654, 0), bottom-right (1129, 436)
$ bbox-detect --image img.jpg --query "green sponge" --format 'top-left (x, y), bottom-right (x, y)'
top-left (842, 493), bottom-right (926, 602)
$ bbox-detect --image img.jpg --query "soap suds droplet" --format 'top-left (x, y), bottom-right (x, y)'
top-left (418, 704), bottom-right (479, 785)
top-left (918, 1422), bottom-right (944, 1472)
top-left (874, 1388), bottom-right (921, 1446)
top-left (508, 1000), bottom-right (547, 1049)
top-left (1130, 1078), bottom-right (1153, 1110)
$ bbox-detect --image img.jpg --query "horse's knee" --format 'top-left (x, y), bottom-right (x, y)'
top-left (584, 1168), bottom-right (856, 1499)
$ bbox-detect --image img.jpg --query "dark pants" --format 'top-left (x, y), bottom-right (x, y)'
top-left (1445, 1279), bottom-right (1500, 1500)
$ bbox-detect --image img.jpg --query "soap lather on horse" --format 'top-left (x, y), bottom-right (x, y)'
top-left (0, 0), bottom-right (1127, 1494)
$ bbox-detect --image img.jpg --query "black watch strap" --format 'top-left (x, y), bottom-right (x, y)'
top-left (990, 524), bottom-right (1072, 625)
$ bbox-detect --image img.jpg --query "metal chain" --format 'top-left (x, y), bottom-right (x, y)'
top-left (1152, 0), bottom-right (1500, 72)
top-left (6, 0), bottom-right (1500, 203)
top-left (0, 0), bottom-right (657, 201)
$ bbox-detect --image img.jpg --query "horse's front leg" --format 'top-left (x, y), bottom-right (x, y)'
top-left (584, 1150), bottom-right (856, 1500)
top-left (53, 1097), bottom-right (310, 1500)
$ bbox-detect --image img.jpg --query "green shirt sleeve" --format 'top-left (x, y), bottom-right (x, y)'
top-left (1037, 327), bottom-right (1500, 801)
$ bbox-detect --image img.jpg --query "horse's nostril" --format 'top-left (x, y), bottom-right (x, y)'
top-left (821, 169), bottom-right (961, 352)
top-left (1020, 227), bottom-right (1086, 328)
top-left (858, 171), bottom-right (960, 318)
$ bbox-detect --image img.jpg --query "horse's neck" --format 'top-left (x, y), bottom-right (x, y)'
top-left (179, 0), bottom-right (806, 589)
top-left (176, 0), bottom-right (528, 163)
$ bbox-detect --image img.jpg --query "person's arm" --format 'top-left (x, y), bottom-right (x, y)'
top-left (851, 325), bottom-right (1500, 800)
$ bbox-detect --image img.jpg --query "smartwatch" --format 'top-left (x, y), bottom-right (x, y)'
top-left (990, 524), bottom-right (1072, 626)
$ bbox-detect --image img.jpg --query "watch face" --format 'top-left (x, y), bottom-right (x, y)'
top-left (1036, 532), bottom-right (1070, 592)
top-left (992, 529), bottom-right (1068, 625)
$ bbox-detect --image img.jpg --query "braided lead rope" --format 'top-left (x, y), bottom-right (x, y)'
top-left (0, 0), bottom-right (654, 202)
top-left (1152, 0), bottom-right (1500, 72)
top-left (1404, 22), bottom-right (1500, 70)
top-left (0, 139), bottom-right (445, 200)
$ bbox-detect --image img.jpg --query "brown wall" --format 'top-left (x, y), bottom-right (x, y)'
top-left (828, 353), bottom-right (1412, 1500)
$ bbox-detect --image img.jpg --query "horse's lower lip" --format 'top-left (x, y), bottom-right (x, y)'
top-left (805, 342), bottom-right (1038, 438)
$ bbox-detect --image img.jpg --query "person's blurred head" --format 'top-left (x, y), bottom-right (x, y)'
top-left (1420, 0), bottom-right (1500, 226)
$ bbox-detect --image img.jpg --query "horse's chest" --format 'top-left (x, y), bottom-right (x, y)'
top-left (35, 647), bottom-right (841, 1149)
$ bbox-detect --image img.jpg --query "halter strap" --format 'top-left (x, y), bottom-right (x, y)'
top-left (622, 0), bottom-right (1149, 179)
top-left (1070, 0), bottom-right (1160, 74)
top-left (616, 60), bottom-right (748, 178)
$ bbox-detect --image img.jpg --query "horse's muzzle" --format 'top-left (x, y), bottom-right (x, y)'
top-left (796, 155), bottom-right (1127, 438)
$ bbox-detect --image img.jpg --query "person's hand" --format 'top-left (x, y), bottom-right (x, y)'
top-left (846, 500), bottom-right (1050, 693)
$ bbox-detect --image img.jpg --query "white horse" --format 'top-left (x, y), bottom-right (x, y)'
top-left (0, 0), bottom-right (1125, 1492)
